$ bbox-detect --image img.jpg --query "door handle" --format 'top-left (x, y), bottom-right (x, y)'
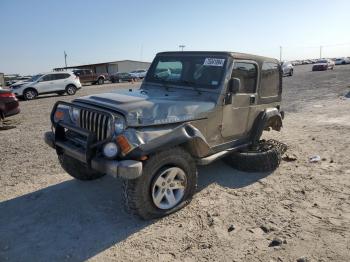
top-left (249, 95), bottom-right (256, 104)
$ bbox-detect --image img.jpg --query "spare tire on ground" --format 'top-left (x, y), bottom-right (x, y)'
top-left (224, 140), bottom-right (287, 172)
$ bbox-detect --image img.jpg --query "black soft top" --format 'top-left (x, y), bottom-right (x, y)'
top-left (157, 51), bottom-right (278, 64)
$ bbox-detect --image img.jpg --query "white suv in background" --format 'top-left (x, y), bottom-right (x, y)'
top-left (129, 69), bottom-right (147, 79)
top-left (10, 72), bottom-right (82, 100)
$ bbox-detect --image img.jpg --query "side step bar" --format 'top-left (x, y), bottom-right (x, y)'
top-left (196, 143), bottom-right (249, 165)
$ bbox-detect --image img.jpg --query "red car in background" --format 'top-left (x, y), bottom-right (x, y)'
top-left (0, 89), bottom-right (20, 123)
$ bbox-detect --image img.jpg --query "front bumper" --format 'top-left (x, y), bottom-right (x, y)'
top-left (44, 127), bottom-right (142, 180)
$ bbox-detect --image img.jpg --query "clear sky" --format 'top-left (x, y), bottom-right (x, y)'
top-left (1, 0), bottom-right (350, 75)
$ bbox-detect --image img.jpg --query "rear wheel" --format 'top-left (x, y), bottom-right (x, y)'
top-left (224, 140), bottom-right (287, 173)
top-left (65, 85), bottom-right (76, 95)
top-left (97, 78), bottom-right (104, 85)
top-left (58, 154), bottom-right (106, 180)
top-left (23, 89), bottom-right (37, 100)
top-left (123, 147), bottom-right (197, 219)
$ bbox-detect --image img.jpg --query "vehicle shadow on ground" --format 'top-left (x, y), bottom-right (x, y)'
top-left (0, 161), bottom-right (270, 261)
top-left (198, 160), bottom-right (271, 190)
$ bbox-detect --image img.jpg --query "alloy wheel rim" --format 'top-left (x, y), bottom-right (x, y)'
top-left (152, 167), bottom-right (187, 210)
top-left (67, 87), bottom-right (74, 94)
top-left (26, 91), bottom-right (35, 99)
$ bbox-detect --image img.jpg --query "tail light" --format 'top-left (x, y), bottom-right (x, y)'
top-left (0, 92), bottom-right (16, 98)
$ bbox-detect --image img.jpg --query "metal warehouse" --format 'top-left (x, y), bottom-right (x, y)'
top-left (53, 60), bottom-right (151, 74)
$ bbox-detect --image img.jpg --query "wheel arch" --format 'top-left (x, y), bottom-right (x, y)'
top-left (65, 83), bottom-right (76, 89)
top-left (23, 87), bottom-right (38, 94)
top-left (250, 108), bottom-right (283, 144)
top-left (129, 124), bottom-right (211, 159)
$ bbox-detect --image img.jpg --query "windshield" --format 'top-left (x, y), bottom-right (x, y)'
top-left (317, 60), bottom-right (327, 63)
top-left (30, 74), bottom-right (43, 82)
top-left (146, 55), bottom-right (227, 89)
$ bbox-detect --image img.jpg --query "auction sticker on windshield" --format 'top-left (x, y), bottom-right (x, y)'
top-left (204, 58), bottom-right (225, 67)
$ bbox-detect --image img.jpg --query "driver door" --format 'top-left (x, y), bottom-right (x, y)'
top-left (221, 61), bottom-right (258, 139)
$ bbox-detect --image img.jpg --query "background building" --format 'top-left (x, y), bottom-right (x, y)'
top-left (53, 60), bottom-right (151, 74)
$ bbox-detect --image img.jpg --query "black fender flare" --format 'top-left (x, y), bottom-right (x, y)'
top-left (129, 124), bottom-right (211, 158)
top-left (250, 108), bottom-right (283, 144)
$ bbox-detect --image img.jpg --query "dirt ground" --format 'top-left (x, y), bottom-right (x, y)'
top-left (1, 65), bottom-right (350, 262)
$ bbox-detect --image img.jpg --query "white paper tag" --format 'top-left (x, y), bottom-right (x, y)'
top-left (204, 58), bottom-right (225, 67)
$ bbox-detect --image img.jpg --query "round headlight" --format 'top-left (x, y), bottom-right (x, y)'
top-left (69, 107), bottom-right (80, 124)
top-left (114, 118), bottom-right (125, 134)
top-left (103, 142), bottom-right (119, 158)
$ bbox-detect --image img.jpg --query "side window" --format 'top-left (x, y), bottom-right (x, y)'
top-left (41, 74), bottom-right (54, 82)
top-left (54, 73), bottom-right (70, 80)
top-left (260, 62), bottom-right (280, 97)
top-left (232, 62), bottom-right (257, 93)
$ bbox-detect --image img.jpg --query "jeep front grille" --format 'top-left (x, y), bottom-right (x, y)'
top-left (79, 109), bottom-right (111, 141)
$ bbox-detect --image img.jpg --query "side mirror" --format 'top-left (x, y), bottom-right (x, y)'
top-left (228, 77), bottom-right (240, 94)
top-left (225, 78), bottom-right (240, 104)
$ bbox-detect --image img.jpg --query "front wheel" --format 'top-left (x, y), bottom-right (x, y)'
top-left (23, 89), bottom-right (38, 100)
top-left (123, 147), bottom-right (197, 220)
top-left (289, 69), bottom-right (293, 76)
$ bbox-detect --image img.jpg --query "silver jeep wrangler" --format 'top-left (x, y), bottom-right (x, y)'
top-left (45, 51), bottom-right (284, 219)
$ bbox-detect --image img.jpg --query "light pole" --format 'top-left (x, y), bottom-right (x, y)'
top-left (64, 51), bottom-right (67, 69)
top-left (319, 46), bottom-right (323, 59)
top-left (179, 45), bottom-right (185, 51)
top-left (279, 46), bottom-right (282, 62)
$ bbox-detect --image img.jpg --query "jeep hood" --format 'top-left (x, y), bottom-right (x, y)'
top-left (74, 89), bottom-right (215, 127)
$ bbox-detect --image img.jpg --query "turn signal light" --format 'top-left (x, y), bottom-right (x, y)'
top-left (116, 135), bottom-right (132, 155)
top-left (54, 111), bottom-right (64, 120)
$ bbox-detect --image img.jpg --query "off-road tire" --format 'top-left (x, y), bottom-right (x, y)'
top-left (97, 78), bottom-right (104, 85)
top-left (65, 85), bottom-right (76, 95)
top-left (224, 140), bottom-right (287, 173)
top-left (23, 88), bottom-right (38, 100)
top-left (58, 154), bottom-right (106, 180)
top-left (122, 147), bottom-right (198, 220)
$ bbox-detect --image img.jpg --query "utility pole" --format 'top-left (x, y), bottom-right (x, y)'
top-left (179, 45), bottom-right (185, 51)
top-left (319, 46), bottom-right (323, 59)
top-left (64, 51), bottom-right (67, 69)
top-left (279, 46), bottom-right (282, 62)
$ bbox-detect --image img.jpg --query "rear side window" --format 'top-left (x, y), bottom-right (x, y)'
top-left (260, 62), bottom-right (281, 97)
top-left (53, 73), bottom-right (70, 80)
top-left (232, 62), bottom-right (257, 93)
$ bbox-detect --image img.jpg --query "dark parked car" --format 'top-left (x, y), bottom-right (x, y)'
top-left (0, 89), bottom-right (20, 123)
top-left (110, 72), bottom-right (136, 83)
top-left (312, 59), bottom-right (335, 71)
top-left (72, 69), bottom-right (108, 85)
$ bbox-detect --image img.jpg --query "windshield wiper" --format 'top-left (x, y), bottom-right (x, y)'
top-left (180, 80), bottom-right (202, 94)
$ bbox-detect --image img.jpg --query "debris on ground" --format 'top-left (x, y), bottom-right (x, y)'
top-left (268, 238), bottom-right (283, 247)
top-left (282, 153), bottom-right (298, 162)
top-left (227, 224), bottom-right (235, 232)
top-left (296, 257), bottom-right (309, 262)
top-left (309, 155), bottom-right (321, 163)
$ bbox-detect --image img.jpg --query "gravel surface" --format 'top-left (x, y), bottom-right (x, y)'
top-left (1, 65), bottom-right (350, 261)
